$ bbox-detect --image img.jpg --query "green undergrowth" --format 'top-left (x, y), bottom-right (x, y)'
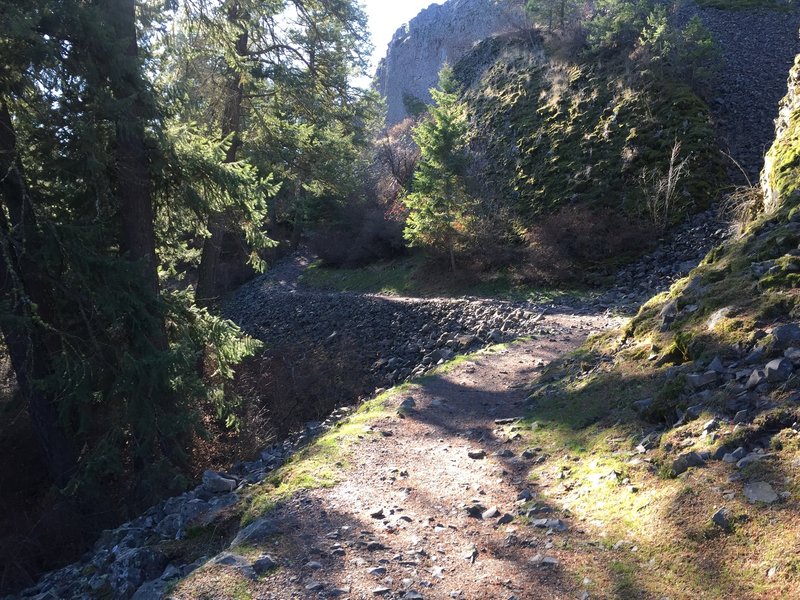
top-left (300, 255), bottom-right (423, 295)
top-left (300, 253), bottom-right (588, 301)
top-left (454, 35), bottom-right (726, 225)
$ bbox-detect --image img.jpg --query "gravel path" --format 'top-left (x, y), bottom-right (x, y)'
top-left (174, 315), bottom-right (618, 600)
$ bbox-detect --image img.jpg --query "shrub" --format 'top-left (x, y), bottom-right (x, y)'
top-left (310, 202), bottom-right (406, 267)
top-left (523, 206), bottom-right (654, 283)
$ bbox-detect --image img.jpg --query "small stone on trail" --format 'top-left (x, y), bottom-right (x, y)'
top-left (711, 508), bottom-right (731, 531)
top-left (498, 513), bottom-right (514, 525)
top-left (482, 506), bottom-right (499, 519)
top-left (368, 567), bottom-right (387, 577)
top-left (373, 587), bottom-right (392, 596)
top-left (306, 581), bottom-right (325, 591)
top-left (468, 448), bottom-right (486, 459)
top-left (463, 544), bottom-right (479, 562)
top-left (530, 553), bottom-right (560, 567)
top-left (531, 518), bottom-right (568, 532)
top-left (370, 507), bottom-right (385, 519)
top-left (397, 397), bottom-right (416, 416)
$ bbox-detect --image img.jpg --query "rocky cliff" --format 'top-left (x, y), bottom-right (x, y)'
top-left (374, 0), bottom-right (527, 125)
top-left (762, 54), bottom-right (800, 211)
top-left (379, 0), bottom-right (800, 180)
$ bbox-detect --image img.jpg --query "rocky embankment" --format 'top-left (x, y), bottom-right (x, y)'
top-left (676, 2), bottom-right (800, 182)
top-left (227, 289), bottom-right (547, 387)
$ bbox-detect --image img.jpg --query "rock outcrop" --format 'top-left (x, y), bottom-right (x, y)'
top-left (762, 54), bottom-right (800, 211)
top-left (375, 0), bottom-right (527, 125)
top-left (379, 0), bottom-right (800, 181)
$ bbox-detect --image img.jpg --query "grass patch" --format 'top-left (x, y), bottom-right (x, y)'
top-left (300, 253), bottom-right (585, 301)
top-left (300, 255), bottom-right (422, 295)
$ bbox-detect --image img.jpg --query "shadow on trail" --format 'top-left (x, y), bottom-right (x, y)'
top-left (177, 491), bottom-right (589, 600)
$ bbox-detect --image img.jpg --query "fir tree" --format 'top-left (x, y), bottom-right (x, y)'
top-left (403, 66), bottom-right (475, 272)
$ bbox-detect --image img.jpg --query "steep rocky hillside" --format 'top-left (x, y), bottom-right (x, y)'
top-left (454, 33), bottom-right (724, 228)
top-left (509, 53), bottom-right (800, 598)
top-left (377, 0), bottom-right (799, 183)
top-left (675, 1), bottom-right (800, 181)
top-left (375, 0), bottom-right (527, 125)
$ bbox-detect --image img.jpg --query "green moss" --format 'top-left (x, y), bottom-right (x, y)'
top-left (455, 37), bottom-right (725, 226)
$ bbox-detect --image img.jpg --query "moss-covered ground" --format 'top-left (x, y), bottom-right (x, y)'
top-left (503, 66), bottom-right (800, 595)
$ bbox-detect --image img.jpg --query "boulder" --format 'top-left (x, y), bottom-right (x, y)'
top-left (744, 481), bottom-right (779, 504)
top-left (231, 518), bottom-right (279, 547)
top-left (202, 470), bottom-right (237, 494)
top-left (672, 451), bottom-right (706, 476)
top-left (765, 358), bottom-right (793, 382)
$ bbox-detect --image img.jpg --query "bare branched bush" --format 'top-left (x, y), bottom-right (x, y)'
top-left (375, 117), bottom-right (420, 205)
top-left (233, 337), bottom-right (372, 441)
top-left (524, 206), bottom-right (654, 283)
top-left (639, 140), bottom-right (691, 231)
top-left (720, 185), bottom-right (764, 238)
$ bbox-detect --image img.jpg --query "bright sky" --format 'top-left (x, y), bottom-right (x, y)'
top-left (361, 0), bottom-right (441, 82)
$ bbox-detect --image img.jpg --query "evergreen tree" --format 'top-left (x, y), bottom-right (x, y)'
top-left (0, 0), bottom-right (264, 501)
top-left (403, 66), bottom-right (475, 271)
top-left (525, 0), bottom-right (581, 31)
top-left (164, 0), bottom-right (375, 303)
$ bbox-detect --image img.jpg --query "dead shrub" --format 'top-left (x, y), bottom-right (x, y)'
top-left (310, 202), bottom-right (406, 267)
top-left (523, 206), bottom-right (654, 283)
top-left (720, 185), bottom-right (764, 238)
top-left (233, 336), bottom-right (373, 441)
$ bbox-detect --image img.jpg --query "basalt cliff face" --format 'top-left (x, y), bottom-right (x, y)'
top-left (374, 0), bottom-right (527, 125)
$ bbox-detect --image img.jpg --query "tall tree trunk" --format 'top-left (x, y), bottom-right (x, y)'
top-left (0, 99), bottom-right (78, 486)
top-left (99, 0), bottom-right (185, 464)
top-left (101, 0), bottom-right (164, 335)
top-left (196, 9), bottom-right (248, 306)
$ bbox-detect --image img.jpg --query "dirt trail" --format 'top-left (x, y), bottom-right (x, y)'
top-left (177, 312), bottom-right (620, 600)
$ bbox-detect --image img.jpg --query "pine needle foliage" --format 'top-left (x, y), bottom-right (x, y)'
top-left (403, 66), bottom-right (477, 270)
